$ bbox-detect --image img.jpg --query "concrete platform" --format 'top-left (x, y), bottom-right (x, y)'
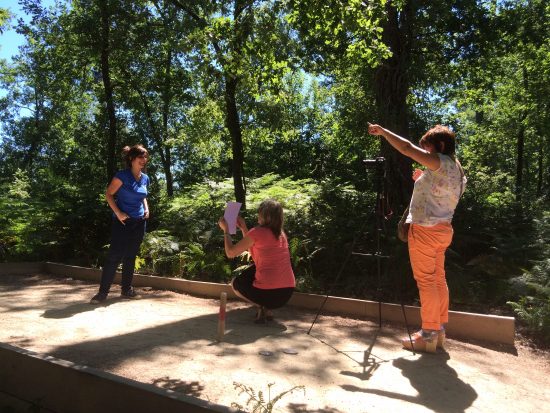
top-left (0, 264), bottom-right (548, 413)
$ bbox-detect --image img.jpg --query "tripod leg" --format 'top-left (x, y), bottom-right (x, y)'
top-left (401, 301), bottom-right (416, 355)
top-left (388, 243), bottom-right (416, 355)
top-left (378, 299), bottom-right (382, 328)
top-left (307, 243), bottom-right (357, 334)
top-left (307, 294), bottom-right (330, 335)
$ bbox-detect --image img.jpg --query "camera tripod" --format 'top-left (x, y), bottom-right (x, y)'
top-left (307, 156), bottom-right (416, 359)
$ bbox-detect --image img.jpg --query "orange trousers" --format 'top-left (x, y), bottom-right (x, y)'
top-left (408, 223), bottom-right (453, 331)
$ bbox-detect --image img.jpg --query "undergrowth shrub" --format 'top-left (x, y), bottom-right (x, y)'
top-left (507, 211), bottom-right (550, 343)
top-left (148, 173), bottom-right (379, 290)
top-left (0, 169), bottom-right (107, 265)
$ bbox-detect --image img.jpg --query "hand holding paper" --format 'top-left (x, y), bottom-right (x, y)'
top-left (223, 201), bottom-right (242, 235)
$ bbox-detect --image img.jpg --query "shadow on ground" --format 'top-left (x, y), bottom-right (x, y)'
top-left (151, 376), bottom-right (205, 397)
top-left (40, 292), bottom-right (174, 319)
top-left (287, 405), bottom-right (345, 413)
top-left (341, 352), bottom-right (477, 413)
top-left (47, 308), bottom-right (288, 370)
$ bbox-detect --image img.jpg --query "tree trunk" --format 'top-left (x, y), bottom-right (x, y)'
top-left (515, 66), bottom-right (528, 208)
top-left (515, 114), bottom-right (526, 205)
top-left (374, 2), bottom-right (413, 210)
top-left (163, 148), bottom-right (174, 197)
top-left (170, 0), bottom-right (248, 207)
top-left (162, 48), bottom-right (174, 197)
top-left (545, 106), bottom-right (550, 199)
top-left (23, 88), bottom-right (43, 169)
top-left (224, 75), bottom-right (246, 208)
top-left (99, 0), bottom-right (118, 182)
top-left (131, 82), bottom-right (173, 198)
top-left (121, 45), bottom-right (174, 197)
top-left (536, 133), bottom-right (543, 197)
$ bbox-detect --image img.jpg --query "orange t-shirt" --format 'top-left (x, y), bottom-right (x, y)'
top-left (247, 227), bottom-right (296, 290)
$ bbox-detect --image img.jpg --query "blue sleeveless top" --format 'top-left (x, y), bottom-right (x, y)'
top-left (114, 169), bottom-right (149, 218)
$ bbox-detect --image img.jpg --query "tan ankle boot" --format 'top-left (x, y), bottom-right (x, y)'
top-left (402, 330), bottom-right (438, 353)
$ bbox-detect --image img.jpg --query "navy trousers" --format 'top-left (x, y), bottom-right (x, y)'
top-left (99, 217), bottom-right (146, 294)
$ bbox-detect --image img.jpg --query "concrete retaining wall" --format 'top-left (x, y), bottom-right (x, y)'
top-left (42, 262), bottom-right (238, 299)
top-left (1, 262), bottom-right (515, 345)
top-left (0, 343), bottom-right (236, 413)
top-left (0, 261), bottom-right (45, 274)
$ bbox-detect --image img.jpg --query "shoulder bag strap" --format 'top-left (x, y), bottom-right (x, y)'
top-left (455, 159), bottom-right (465, 196)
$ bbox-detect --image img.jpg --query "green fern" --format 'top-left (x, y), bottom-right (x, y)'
top-left (507, 211), bottom-right (550, 343)
top-left (231, 381), bottom-right (305, 413)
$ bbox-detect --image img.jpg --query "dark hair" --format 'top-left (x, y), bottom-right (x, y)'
top-left (419, 125), bottom-right (456, 158)
top-left (122, 144), bottom-right (148, 168)
top-left (258, 199), bottom-right (284, 239)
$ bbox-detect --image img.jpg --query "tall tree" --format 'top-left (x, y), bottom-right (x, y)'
top-left (287, 0), bottom-right (490, 207)
top-left (98, 0), bottom-right (118, 181)
top-left (448, 0), bottom-right (550, 211)
top-left (373, 2), bottom-right (413, 205)
top-left (286, 0), bottom-right (414, 205)
top-left (71, 0), bottom-right (132, 182)
top-left (169, 0), bottom-right (298, 208)
top-left (116, 0), bottom-right (195, 196)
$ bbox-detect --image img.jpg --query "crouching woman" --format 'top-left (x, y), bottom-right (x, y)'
top-left (218, 199), bottom-right (295, 323)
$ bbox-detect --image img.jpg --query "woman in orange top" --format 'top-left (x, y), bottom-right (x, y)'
top-left (218, 199), bottom-right (295, 323)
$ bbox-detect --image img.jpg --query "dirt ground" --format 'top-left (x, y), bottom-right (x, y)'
top-left (1, 273), bottom-right (549, 413)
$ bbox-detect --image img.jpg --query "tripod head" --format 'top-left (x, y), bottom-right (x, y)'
top-left (362, 156), bottom-right (385, 169)
top-left (362, 156), bottom-right (390, 221)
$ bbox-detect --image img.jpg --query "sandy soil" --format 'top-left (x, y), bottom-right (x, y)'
top-left (1, 273), bottom-right (549, 413)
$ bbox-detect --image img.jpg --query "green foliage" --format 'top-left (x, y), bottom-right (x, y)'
top-left (508, 296), bottom-right (550, 342)
top-left (140, 230), bottom-right (181, 275)
top-left (164, 179), bottom-right (235, 242)
top-left (460, 168), bottom-right (516, 217)
top-left (154, 175), bottom-right (321, 282)
top-left (180, 242), bottom-right (232, 282)
top-left (0, 165), bottom-right (109, 264)
top-left (231, 381), bottom-right (305, 413)
top-left (0, 9), bottom-right (11, 35)
top-left (140, 229), bottom-right (232, 280)
top-left (286, 0), bottom-right (390, 70)
top-left (152, 173), bottom-right (382, 296)
top-left (143, 179), bottom-right (241, 280)
top-left (1, 0), bottom-right (550, 348)
top-left (8, 169), bottom-right (31, 199)
top-left (507, 212), bottom-right (550, 343)
top-left (0, 172), bottom-right (31, 261)
top-left (445, 206), bottom-right (541, 312)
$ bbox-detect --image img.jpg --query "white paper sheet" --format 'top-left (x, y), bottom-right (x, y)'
top-left (223, 201), bottom-right (242, 235)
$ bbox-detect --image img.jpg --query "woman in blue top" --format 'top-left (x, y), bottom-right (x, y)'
top-left (91, 145), bottom-right (150, 304)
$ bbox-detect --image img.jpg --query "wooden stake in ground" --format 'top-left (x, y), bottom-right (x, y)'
top-left (218, 292), bottom-right (227, 341)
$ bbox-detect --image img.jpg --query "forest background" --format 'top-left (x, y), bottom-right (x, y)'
top-left (0, 0), bottom-right (548, 344)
